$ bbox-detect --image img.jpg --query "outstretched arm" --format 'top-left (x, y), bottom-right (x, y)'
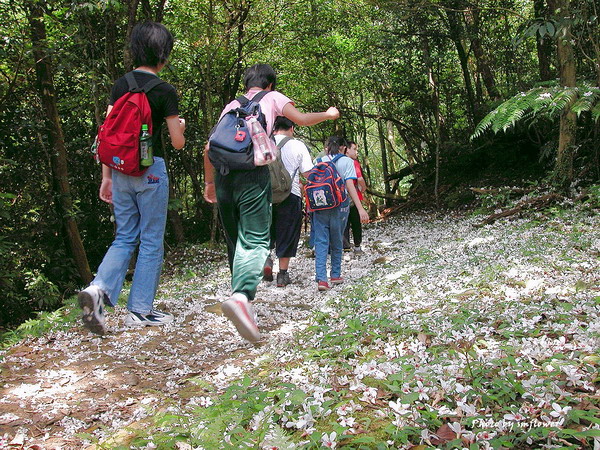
top-left (282, 103), bottom-right (339, 127)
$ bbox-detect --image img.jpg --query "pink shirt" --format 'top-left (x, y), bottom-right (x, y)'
top-left (219, 88), bottom-right (294, 136)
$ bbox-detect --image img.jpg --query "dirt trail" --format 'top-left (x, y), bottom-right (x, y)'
top-left (0, 231), bottom-right (378, 449)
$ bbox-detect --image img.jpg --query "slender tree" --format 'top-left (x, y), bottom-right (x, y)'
top-left (534, 0), bottom-right (554, 81)
top-left (26, 0), bottom-right (92, 284)
top-left (549, 0), bottom-right (577, 185)
top-left (464, 4), bottom-right (500, 101)
top-left (444, 1), bottom-right (477, 127)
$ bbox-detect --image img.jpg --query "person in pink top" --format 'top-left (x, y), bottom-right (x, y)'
top-left (343, 141), bottom-right (367, 253)
top-left (203, 64), bottom-right (339, 343)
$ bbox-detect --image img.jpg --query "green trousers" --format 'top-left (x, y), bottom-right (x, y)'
top-left (216, 166), bottom-right (271, 300)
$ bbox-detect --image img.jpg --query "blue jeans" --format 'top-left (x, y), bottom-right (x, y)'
top-left (313, 200), bottom-right (349, 282)
top-left (92, 157), bottom-right (169, 314)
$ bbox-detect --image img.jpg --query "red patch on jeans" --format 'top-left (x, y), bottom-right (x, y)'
top-left (147, 174), bottom-right (159, 184)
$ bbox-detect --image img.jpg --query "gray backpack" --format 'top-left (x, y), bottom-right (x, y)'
top-left (269, 137), bottom-right (296, 204)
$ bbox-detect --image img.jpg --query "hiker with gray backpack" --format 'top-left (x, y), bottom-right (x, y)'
top-left (264, 116), bottom-right (314, 287)
top-left (203, 64), bottom-right (339, 343)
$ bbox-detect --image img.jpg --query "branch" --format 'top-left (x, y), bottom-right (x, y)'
top-left (477, 193), bottom-right (562, 226)
top-left (366, 188), bottom-right (405, 201)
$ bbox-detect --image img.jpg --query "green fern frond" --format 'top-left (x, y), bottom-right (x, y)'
top-left (592, 102), bottom-right (600, 121)
top-left (261, 424), bottom-right (296, 449)
top-left (550, 88), bottom-right (578, 116)
top-left (572, 87), bottom-right (600, 117)
top-left (527, 88), bottom-right (552, 116)
top-left (471, 81), bottom-right (600, 140)
top-left (471, 109), bottom-right (497, 139)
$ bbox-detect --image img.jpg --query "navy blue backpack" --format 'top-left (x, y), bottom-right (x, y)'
top-left (208, 91), bottom-right (270, 175)
top-left (304, 154), bottom-right (348, 212)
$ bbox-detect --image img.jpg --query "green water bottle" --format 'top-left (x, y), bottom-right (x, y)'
top-left (140, 124), bottom-right (154, 167)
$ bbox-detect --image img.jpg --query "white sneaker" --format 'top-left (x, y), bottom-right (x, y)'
top-left (78, 285), bottom-right (107, 335)
top-left (221, 293), bottom-right (261, 343)
top-left (124, 309), bottom-right (174, 327)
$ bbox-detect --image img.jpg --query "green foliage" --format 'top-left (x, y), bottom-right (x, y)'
top-left (0, 296), bottom-right (80, 352)
top-left (471, 83), bottom-right (600, 140)
top-left (2, 0), bottom-right (600, 331)
top-left (585, 184), bottom-right (600, 208)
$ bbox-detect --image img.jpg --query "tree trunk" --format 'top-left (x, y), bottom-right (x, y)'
top-left (377, 120), bottom-right (391, 205)
top-left (105, 7), bottom-right (120, 82)
top-left (421, 36), bottom-right (442, 208)
top-left (140, 0), bottom-right (152, 20)
top-left (155, 0), bottom-right (167, 22)
top-left (535, 0), bottom-right (554, 81)
top-left (162, 143), bottom-right (185, 244)
top-left (445, 5), bottom-right (476, 127)
top-left (123, 0), bottom-right (140, 71)
top-left (465, 5), bottom-right (501, 101)
top-left (167, 183), bottom-right (185, 244)
top-left (27, 1), bottom-right (92, 284)
top-left (386, 121), bottom-right (396, 176)
top-left (549, 0), bottom-right (577, 185)
top-left (359, 91), bottom-right (372, 186)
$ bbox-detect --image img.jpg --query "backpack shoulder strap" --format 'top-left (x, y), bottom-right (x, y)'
top-left (141, 78), bottom-right (166, 93)
top-left (235, 95), bottom-right (250, 106)
top-left (236, 90), bottom-right (271, 107)
top-left (332, 154), bottom-right (345, 164)
top-left (124, 72), bottom-right (165, 93)
top-left (276, 136), bottom-right (293, 150)
top-left (124, 72), bottom-right (140, 92)
top-left (250, 90), bottom-right (270, 104)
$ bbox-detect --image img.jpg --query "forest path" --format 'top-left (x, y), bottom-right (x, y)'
top-left (2, 207), bottom-right (598, 449)
top-left (0, 215), bottom-right (380, 449)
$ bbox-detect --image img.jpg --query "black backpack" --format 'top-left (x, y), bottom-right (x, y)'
top-left (208, 91), bottom-right (271, 175)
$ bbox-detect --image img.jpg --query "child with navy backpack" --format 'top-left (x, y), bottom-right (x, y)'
top-left (311, 136), bottom-right (369, 291)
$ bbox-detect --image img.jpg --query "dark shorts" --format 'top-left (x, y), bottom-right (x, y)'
top-left (271, 193), bottom-right (303, 258)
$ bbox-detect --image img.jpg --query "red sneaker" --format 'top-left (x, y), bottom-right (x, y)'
top-left (330, 277), bottom-right (344, 285)
top-left (318, 281), bottom-right (331, 291)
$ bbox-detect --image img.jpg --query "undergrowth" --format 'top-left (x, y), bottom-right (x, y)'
top-left (97, 205), bottom-right (600, 449)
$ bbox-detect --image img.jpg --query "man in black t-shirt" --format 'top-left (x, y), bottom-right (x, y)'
top-left (78, 22), bottom-right (185, 335)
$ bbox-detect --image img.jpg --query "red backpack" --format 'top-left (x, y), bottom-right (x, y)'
top-left (97, 73), bottom-right (164, 176)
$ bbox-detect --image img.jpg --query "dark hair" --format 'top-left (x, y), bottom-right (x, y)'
top-left (344, 140), bottom-right (357, 154)
top-left (130, 22), bottom-right (174, 68)
top-left (325, 136), bottom-right (344, 155)
top-left (273, 116), bottom-right (294, 131)
top-left (243, 64), bottom-right (277, 91)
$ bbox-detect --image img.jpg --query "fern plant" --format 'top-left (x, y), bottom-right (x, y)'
top-left (471, 82), bottom-right (600, 140)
